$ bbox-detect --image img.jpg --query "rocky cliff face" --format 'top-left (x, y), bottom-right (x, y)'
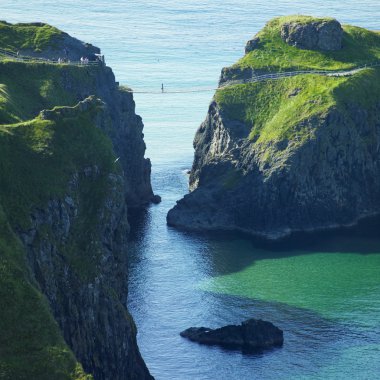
top-left (55, 65), bottom-right (155, 207)
top-left (13, 98), bottom-right (153, 379)
top-left (0, 26), bottom-right (154, 379)
top-left (168, 100), bottom-right (380, 239)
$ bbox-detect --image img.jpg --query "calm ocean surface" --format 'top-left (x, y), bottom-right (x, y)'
top-left (2, 1), bottom-right (380, 379)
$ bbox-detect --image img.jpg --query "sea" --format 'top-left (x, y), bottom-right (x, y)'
top-left (2, 1), bottom-right (380, 379)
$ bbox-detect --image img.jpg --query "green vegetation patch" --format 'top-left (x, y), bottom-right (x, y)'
top-left (0, 61), bottom-right (101, 124)
top-left (0, 25), bottom-right (116, 378)
top-left (0, 101), bottom-right (117, 276)
top-left (215, 68), bottom-right (380, 144)
top-left (237, 16), bottom-right (380, 72)
top-left (0, 21), bottom-right (64, 52)
top-left (0, 206), bottom-right (92, 380)
top-left (0, 99), bottom-right (117, 375)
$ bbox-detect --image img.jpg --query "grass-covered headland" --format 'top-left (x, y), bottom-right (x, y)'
top-left (0, 21), bottom-right (63, 53)
top-left (0, 21), bottom-right (118, 380)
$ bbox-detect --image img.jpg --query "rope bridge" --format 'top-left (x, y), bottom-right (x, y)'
top-left (1, 47), bottom-right (379, 94)
top-left (129, 62), bottom-right (380, 93)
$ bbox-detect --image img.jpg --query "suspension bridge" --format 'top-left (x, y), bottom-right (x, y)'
top-left (1, 47), bottom-right (379, 94)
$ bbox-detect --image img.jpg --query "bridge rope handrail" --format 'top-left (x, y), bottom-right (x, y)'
top-left (129, 61), bottom-right (380, 94)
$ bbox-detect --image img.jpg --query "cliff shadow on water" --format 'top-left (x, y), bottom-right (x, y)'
top-left (128, 199), bottom-right (380, 280)
top-left (127, 203), bottom-right (380, 380)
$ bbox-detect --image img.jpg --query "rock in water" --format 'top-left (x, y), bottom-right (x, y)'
top-left (180, 319), bottom-right (284, 351)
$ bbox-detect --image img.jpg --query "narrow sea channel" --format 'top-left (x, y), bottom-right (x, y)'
top-left (3, 1), bottom-right (380, 378)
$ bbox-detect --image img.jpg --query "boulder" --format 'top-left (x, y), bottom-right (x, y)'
top-left (245, 36), bottom-right (261, 54)
top-left (281, 19), bottom-right (343, 51)
top-left (180, 319), bottom-right (284, 351)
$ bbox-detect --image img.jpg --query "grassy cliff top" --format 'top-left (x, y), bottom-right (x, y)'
top-left (216, 68), bottom-right (380, 146)
top-left (215, 17), bottom-right (380, 148)
top-left (237, 16), bottom-right (380, 71)
top-left (0, 21), bottom-right (120, 378)
top-left (0, 21), bottom-right (64, 52)
top-left (0, 61), bottom-right (103, 124)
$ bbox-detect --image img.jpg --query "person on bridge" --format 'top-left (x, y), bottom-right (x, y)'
top-left (161, 83), bottom-right (164, 93)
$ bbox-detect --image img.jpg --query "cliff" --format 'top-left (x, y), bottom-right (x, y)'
top-left (0, 23), bottom-right (153, 379)
top-left (167, 16), bottom-right (380, 240)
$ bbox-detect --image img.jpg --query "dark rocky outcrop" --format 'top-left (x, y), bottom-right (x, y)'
top-left (245, 36), bottom-right (261, 54)
top-left (167, 100), bottom-right (380, 240)
top-left (180, 319), bottom-right (284, 351)
top-left (219, 66), bottom-right (269, 87)
top-left (219, 66), bottom-right (252, 86)
top-left (55, 64), bottom-right (155, 207)
top-left (281, 19), bottom-right (343, 51)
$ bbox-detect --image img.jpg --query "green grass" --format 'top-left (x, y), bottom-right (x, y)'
top-left (0, 206), bottom-right (92, 380)
top-left (215, 17), bottom-right (380, 151)
top-left (215, 67), bottom-right (380, 146)
top-left (0, 28), bottom-right (118, 378)
top-left (0, 21), bottom-right (63, 53)
top-left (0, 99), bottom-right (116, 378)
top-left (0, 61), bottom-right (102, 124)
top-left (237, 16), bottom-right (380, 72)
top-left (0, 98), bottom-right (117, 272)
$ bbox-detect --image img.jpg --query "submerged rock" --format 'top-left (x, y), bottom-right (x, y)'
top-left (180, 319), bottom-right (284, 350)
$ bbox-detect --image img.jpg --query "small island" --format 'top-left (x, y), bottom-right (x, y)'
top-left (181, 319), bottom-right (284, 351)
top-left (168, 15), bottom-right (380, 240)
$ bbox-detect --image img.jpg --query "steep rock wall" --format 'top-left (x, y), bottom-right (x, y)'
top-left (12, 99), bottom-right (154, 379)
top-left (57, 65), bottom-right (154, 206)
top-left (168, 100), bottom-right (380, 239)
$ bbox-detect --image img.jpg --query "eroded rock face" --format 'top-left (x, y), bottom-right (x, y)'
top-left (180, 319), bottom-right (284, 350)
top-left (167, 100), bottom-right (380, 240)
top-left (281, 19), bottom-right (343, 51)
top-left (55, 64), bottom-right (155, 206)
top-left (17, 101), bottom-right (154, 380)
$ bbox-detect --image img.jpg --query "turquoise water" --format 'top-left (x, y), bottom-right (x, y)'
top-left (2, 1), bottom-right (380, 379)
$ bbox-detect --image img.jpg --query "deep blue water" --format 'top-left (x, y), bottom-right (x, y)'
top-left (2, 1), bottom-right (380, 379)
